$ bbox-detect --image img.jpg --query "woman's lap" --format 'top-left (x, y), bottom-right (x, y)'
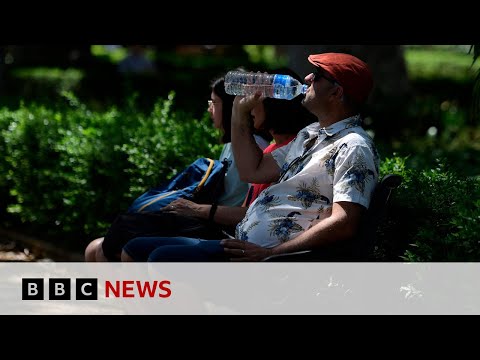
top-left (123, 236), bottom-right (227, 262)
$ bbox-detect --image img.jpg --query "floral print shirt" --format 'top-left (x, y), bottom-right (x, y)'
top-left (235, 115), bottom-right (380, 248)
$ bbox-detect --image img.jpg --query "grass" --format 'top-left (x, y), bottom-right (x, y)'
top-left (405, 47), bottom-right (480, 83)
top-left (11, 67), bottom-right (84, 82)
top-left (10, 45), bottom-right (479, 87)
top-left (9, 67), bottom-right (85, 95)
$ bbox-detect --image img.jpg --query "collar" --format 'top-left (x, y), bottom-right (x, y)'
top-left (318, 115), bottom-right (363, 136)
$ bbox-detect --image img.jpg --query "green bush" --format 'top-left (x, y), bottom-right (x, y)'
top-left (376, 155), bottom-right (480, 261)
top-left (119, 92), bottom-right (223, 196)
top-left (3, 91), bottom-right (478, 260)
top-left (0, 92), bottom-right (221, 251)
top-left (387, 125), bottom-right (480, 178)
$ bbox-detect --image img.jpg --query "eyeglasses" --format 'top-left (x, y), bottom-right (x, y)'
top-left (208, 100), bottom-right (220, 108)
top-left (313, 71), bottom-right (338, 85)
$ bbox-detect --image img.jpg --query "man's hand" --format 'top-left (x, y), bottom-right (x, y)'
top-left (220, 239), bottom-right (273, 262)
top-left (232, 92), bottom-right (264, 119)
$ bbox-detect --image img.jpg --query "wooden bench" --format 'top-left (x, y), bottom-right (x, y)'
top-left (263, 174), bottom-right (403, 262)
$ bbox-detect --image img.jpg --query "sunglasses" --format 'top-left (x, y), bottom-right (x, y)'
top-left (312, 71), bottom-right (338, 85)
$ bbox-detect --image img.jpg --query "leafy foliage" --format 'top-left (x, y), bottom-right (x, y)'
top-left (376, 155), bottom-right (480, 261)
top-left (0, 93), bottom-right (221, 251)
top-left (470, 45), bottom-right (480, 122)
top-left (242, 45), bottom-right (288, 68)
top-left (405, 47), bottom-right (480, 83)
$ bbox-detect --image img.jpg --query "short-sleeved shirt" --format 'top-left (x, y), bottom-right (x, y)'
top-left (217, 135), bottom-right (270, 207)
top-left (235, 115), bottom-right (380, 248)
top-left (244, 135), bottom-right (296, 206)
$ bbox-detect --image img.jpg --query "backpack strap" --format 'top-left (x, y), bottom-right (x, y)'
top-left (137, 190), bottom-right (178, 213)
top-left (193, 158), bottom-right (215, 194)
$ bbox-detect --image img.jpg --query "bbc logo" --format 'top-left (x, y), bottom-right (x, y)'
top-left (22, 278), bottom-right (98, 300)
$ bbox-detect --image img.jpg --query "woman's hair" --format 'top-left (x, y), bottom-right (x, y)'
top-left (211, 76), bottom-right (235, 144)
top-left (262, 67), bottom-right (317, 135)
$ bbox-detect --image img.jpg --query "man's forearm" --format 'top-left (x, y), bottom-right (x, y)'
top-left (271, 215), bottom-right (356, 255)
top-left (231, 109), bottom-right (264, 182)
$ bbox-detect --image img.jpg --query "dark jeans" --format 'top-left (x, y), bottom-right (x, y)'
top-left (102, 212), bottom-right (227, 261)
top-left (123, 237), bottom-right (228, 262)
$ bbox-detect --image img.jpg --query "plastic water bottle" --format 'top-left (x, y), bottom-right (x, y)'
top-left (224, 71), bottom-right (308, 100)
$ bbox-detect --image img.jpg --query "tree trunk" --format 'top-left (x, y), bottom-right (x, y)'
top-left (277, 45), bottom-right (411, 142)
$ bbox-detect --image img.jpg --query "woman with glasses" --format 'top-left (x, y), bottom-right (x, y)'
top-left (85, 73), bottom-right (270, 262)
top-left (121, 68), bottom-right (318, 262)
top-left (121, 53), bottom-right (379, 263)
top-left (207, 76), bottom-right (271, 208)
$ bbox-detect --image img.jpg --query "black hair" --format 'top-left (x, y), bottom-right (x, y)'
top-left (211, 76), bottom-right (235, 144)
top-left (262, 67), bottom-right (317, 135)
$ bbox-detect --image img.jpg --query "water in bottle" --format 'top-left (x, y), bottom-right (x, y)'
top-left (224, 71), bottom-right (308, 100)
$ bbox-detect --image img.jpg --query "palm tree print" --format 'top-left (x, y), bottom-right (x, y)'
top-left (368, 142), bottom-right (380, 174)
top-left (287, 178), bottom-right (330, 209)
top-left (316, 205), bottom-right (332, 217)
top-left (321, 143), bottom-right (347, 176)
top-left (300, 129), bottom-right (310, 142)
top-left (345, 115), bottom-right (362, 129)
top-left (257, 189), bottom-right (282, 211)
top-left (281, 152), bottom-right (314, 181)
top-left (343, 153), bottom-right (375, 194)
top-left (235, 218), bottom-right (259, 240)
top-left (268, 211), bottom-right (304, 242)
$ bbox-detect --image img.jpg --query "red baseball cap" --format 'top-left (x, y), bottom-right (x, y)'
top-left (308, 53), bottom-right (373, 105)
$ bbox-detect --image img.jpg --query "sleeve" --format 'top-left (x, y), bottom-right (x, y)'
top-left (218, 143), bottom-right (228, 161)
top-left (253, 134), bottom-right (270, 151)
top-left (271, 140), bottom-right (294, 170)
top-left (216, 144), bottom-right (249, 206)
top-left (332, 141), bottom-right (379, 209)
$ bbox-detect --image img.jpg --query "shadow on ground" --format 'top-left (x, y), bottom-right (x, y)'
top-left (0, 227), bottom-right (84, 262)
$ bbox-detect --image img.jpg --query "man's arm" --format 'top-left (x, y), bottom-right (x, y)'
top-left (270, 201), bottom-right (365, 255)
top-left (222, 201), bottom-right (365, 261)
top-left (231, 94), bottom-right (281, 184)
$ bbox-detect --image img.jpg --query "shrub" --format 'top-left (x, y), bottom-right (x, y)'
top-left (376, 155), bottom-right (480, 261)
top-left (0, 92), bottom-right (221, 251)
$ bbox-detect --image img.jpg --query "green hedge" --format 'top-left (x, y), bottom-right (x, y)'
top-left (1, 95), bottom-right (479, 260)
top-left (0, 92), bottom-right (222, 251)
top-left (377, 155), bottom-right (480, 261)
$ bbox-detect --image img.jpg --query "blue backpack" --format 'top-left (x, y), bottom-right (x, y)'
top-left (127, 157), bottom-right (228, 213)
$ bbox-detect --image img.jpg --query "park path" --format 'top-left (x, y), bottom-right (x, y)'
top-left (0, 228), bottom-right (83, 262)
